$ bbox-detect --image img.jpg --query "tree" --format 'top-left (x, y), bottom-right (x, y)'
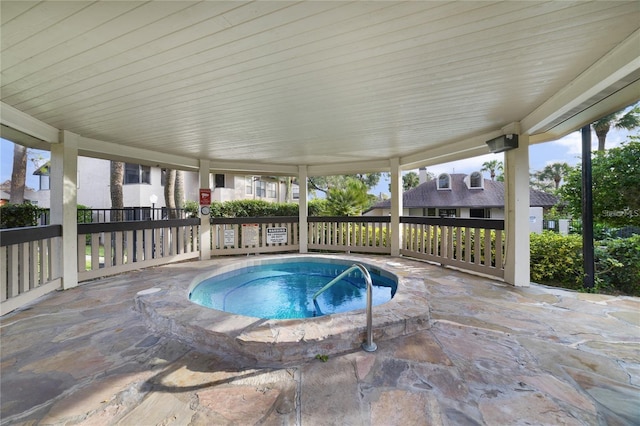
top-left (174, 170), bottom-right (184, 211)
top-left (325, 179), bottom-right (371, 216)
top-left (308, 173), bottom-right (381, 195)
top-left (530, 172), bottom-right (554, 193)
top-left (536, 162), bottom-right (570, 191)
top-left (402, 172), bottom-right (420, 191)
top-left (9, 144), bottom-right (27, 203)
top-left (110, 161), bottom-right (124, 221)
top-left (592, 104), bottom-right (640, 151)
top-left (164, 169), bottom-right (177, 218)
top-left (559, 139), bottom-right (640, 226)
top-left (481, 160), bottom-right (503, 181)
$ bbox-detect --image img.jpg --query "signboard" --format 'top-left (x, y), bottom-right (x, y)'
top-left (224, 229), bottom-right (235, 246)
top-left (199, 188), bottom-right (211, 206)
top-left (266, 227), bottom-right (288, 244)
top-left (242, 224), bottom-right (259, 247)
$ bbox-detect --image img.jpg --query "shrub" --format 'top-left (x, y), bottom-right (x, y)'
top-left (0, 203), bottom-right (44, 228)
top-left (595, 235), bottom-right (640, 296)
top-left (183, 200), bottom-right (199, 218)
top-left (530, 232), bottom-right (640, 296)
top-left (530, 232), bottom-right (583, 289)
top-left (207, 199), bottom-right (331, 218)
top-left (308, 199), bottom-right (328, 216)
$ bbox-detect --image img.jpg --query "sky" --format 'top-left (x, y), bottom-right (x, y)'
top-left (0, 126), bottom-right (636, 194)
top-left (370, 126), bottom-right (636, 197)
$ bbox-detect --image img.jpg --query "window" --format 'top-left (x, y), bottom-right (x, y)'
top-left (245, 176), bottom-right (253, 195)
top-left (426, 208), bottom-right (436, 217)
top-left (39, 175), bottom-right (50, 190)
top-left (214, 174), bottom-right (225, 188)
top-left (470, 208), bottom-right (488, 218)
top-left (124, 163), bottom-right (151, 184)
top-left (470, 171), bottom-right (483, 189)
top-left (437, 173), bottom-right (451, 190)
top-left (267, 182), bottom-right (276, 198)
top-left (256, 181), bottom-right (267, 197)
top-left (438, 208), bottom-right (456, 218)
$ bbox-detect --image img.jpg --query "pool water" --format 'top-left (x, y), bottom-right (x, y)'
top-left (189, 261), bottom-right (397, 319)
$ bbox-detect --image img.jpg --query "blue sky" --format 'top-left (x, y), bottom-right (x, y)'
top-left (0, 127), bottom-right (636, 194)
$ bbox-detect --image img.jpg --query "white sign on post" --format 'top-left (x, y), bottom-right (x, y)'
top-left (242, 224), bottom-right (259, 247)
top-left (267, 227), bottom-right (288, 244)
top-left (224, 229), bottom-right (235, 246)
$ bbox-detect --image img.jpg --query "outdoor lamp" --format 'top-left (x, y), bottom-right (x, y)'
top-left (486, 134), bottom-right (519, 153)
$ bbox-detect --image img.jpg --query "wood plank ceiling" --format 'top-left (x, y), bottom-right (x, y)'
top-left (1, 1), bottom-right (639, 173)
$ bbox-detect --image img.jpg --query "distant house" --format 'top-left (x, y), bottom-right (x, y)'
top-left (365, 172), bottom-right (558, 220)
top-left (29, 157), bottom-right (299, 209)
top-left (0, 180), bottom-right (46, 206)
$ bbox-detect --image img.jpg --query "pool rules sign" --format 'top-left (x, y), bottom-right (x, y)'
top-left (267, 227), bottom-right (288, 244)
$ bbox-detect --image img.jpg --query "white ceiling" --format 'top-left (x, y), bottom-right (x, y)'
top-left (1, 1), bottom-right (639, 175)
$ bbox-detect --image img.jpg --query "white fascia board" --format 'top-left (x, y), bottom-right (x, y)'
top-left (400, 130), bottom-right (501, 170)
top-left (522, 29), bottom-right (640, 136)
top-left (529, 77), bottom-right (640, 145)
top-left (308, 159), bottom-right (390, 177)
top-left (0, 102), bottom-right (59, 143)
top-left (208, 161), bottom-right (298, 175)
top-left (78, 136), bottom-right (199, 171)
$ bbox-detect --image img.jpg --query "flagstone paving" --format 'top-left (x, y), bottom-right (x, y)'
top-left (1, 255), bottom-right (638, 425)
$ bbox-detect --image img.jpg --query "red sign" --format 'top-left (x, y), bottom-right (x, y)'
top-left (199, 189), bottom-right (211, 206)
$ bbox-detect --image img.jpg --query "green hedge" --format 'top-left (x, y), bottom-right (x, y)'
top-left (530, 231), bottom-right (640, 296)
top-left (207, 199), bottom-right (328, 218)
top-left (0, 203), bottom-right (44, 228)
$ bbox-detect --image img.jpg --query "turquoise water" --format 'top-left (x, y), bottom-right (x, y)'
top-left (189, 261), bottom-right (397, 319)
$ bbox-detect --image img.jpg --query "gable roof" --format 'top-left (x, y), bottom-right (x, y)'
top-left (370, 174), bottom-right (557, 210)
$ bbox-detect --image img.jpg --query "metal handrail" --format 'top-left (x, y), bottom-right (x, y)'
top-left (313, 263), bottom-right (377, 352)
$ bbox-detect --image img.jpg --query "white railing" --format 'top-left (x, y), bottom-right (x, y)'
top-left (307, 216), bottom-right (391, 254)
top-left (401, 217), bottom-right (505, 278)
top-left (78, 218), bottom-right (201, 281)
top-left (210, 217), bottom-right (299, 255)
top-left (1, 225), bottom-right (62, 315)
top-left (2, 216), bottom-right (506, 314)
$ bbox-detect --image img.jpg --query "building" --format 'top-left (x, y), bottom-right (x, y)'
top-left (366, 172), bottom-right (558, 227)
top-left (29, 157), bottom-right (298, 209)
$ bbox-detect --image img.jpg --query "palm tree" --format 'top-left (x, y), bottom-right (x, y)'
top-left (164, 169), bottom-right (177, 218)
top-left (592, 104), bottom-right (640, 151)
top-left (326, 179), bottom-right (370, 216)
top-left (537, 162), bottom-right (570, 190)
top-left (481, 160), bottom-right (503, 181)
top-left (402, 172), bottom-right (420, 191)
top-left (9, 144), bottom-right (27, 203)
top-left (110, 161), bottom-right (124, 221)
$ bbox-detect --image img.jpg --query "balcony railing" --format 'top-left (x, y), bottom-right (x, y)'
top-left (78, 218), bottom-right (201, 281)
top-left (401, 217), bottom-right (505, 278)
top-left (0, 225), bottom-right (62, 315)
top-left (2, 216), bottom-right (505, 314)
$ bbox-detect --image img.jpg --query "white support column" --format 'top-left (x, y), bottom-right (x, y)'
top-left (504, 133), bottom-right (530, 286)
top-left (199, 159), bottom-right (211, 260)
top-left (298, 165), bottom-right (308, 253)
top-left (390, 158), bottom-right (402, 257)
top-left (51, 130), bottom-right (79, 289)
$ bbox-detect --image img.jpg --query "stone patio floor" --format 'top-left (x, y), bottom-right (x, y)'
top-left (1, 254), bottom-right (638, 425)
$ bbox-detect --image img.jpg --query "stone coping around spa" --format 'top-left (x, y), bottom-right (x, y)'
top-left (135, 254), bottom-right (431, 367)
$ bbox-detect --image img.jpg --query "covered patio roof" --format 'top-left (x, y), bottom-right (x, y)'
top-left (1, 1), bottom-right (639, 175)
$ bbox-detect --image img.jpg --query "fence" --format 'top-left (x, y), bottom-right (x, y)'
top-left (2, 215), bottom-right (505, 313)
top-left (307, 216), bottom-right (391, 254)
top-left (78, 218), bottom-right (201, 281)
top-left (210, 217), bottom-right (299, 255)
top-left (400, 217), bottom-right (505, 278)
top-left (39, 207), bottom-right (190, 225)
top-left (0, 225), bottom-right (62, 315)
